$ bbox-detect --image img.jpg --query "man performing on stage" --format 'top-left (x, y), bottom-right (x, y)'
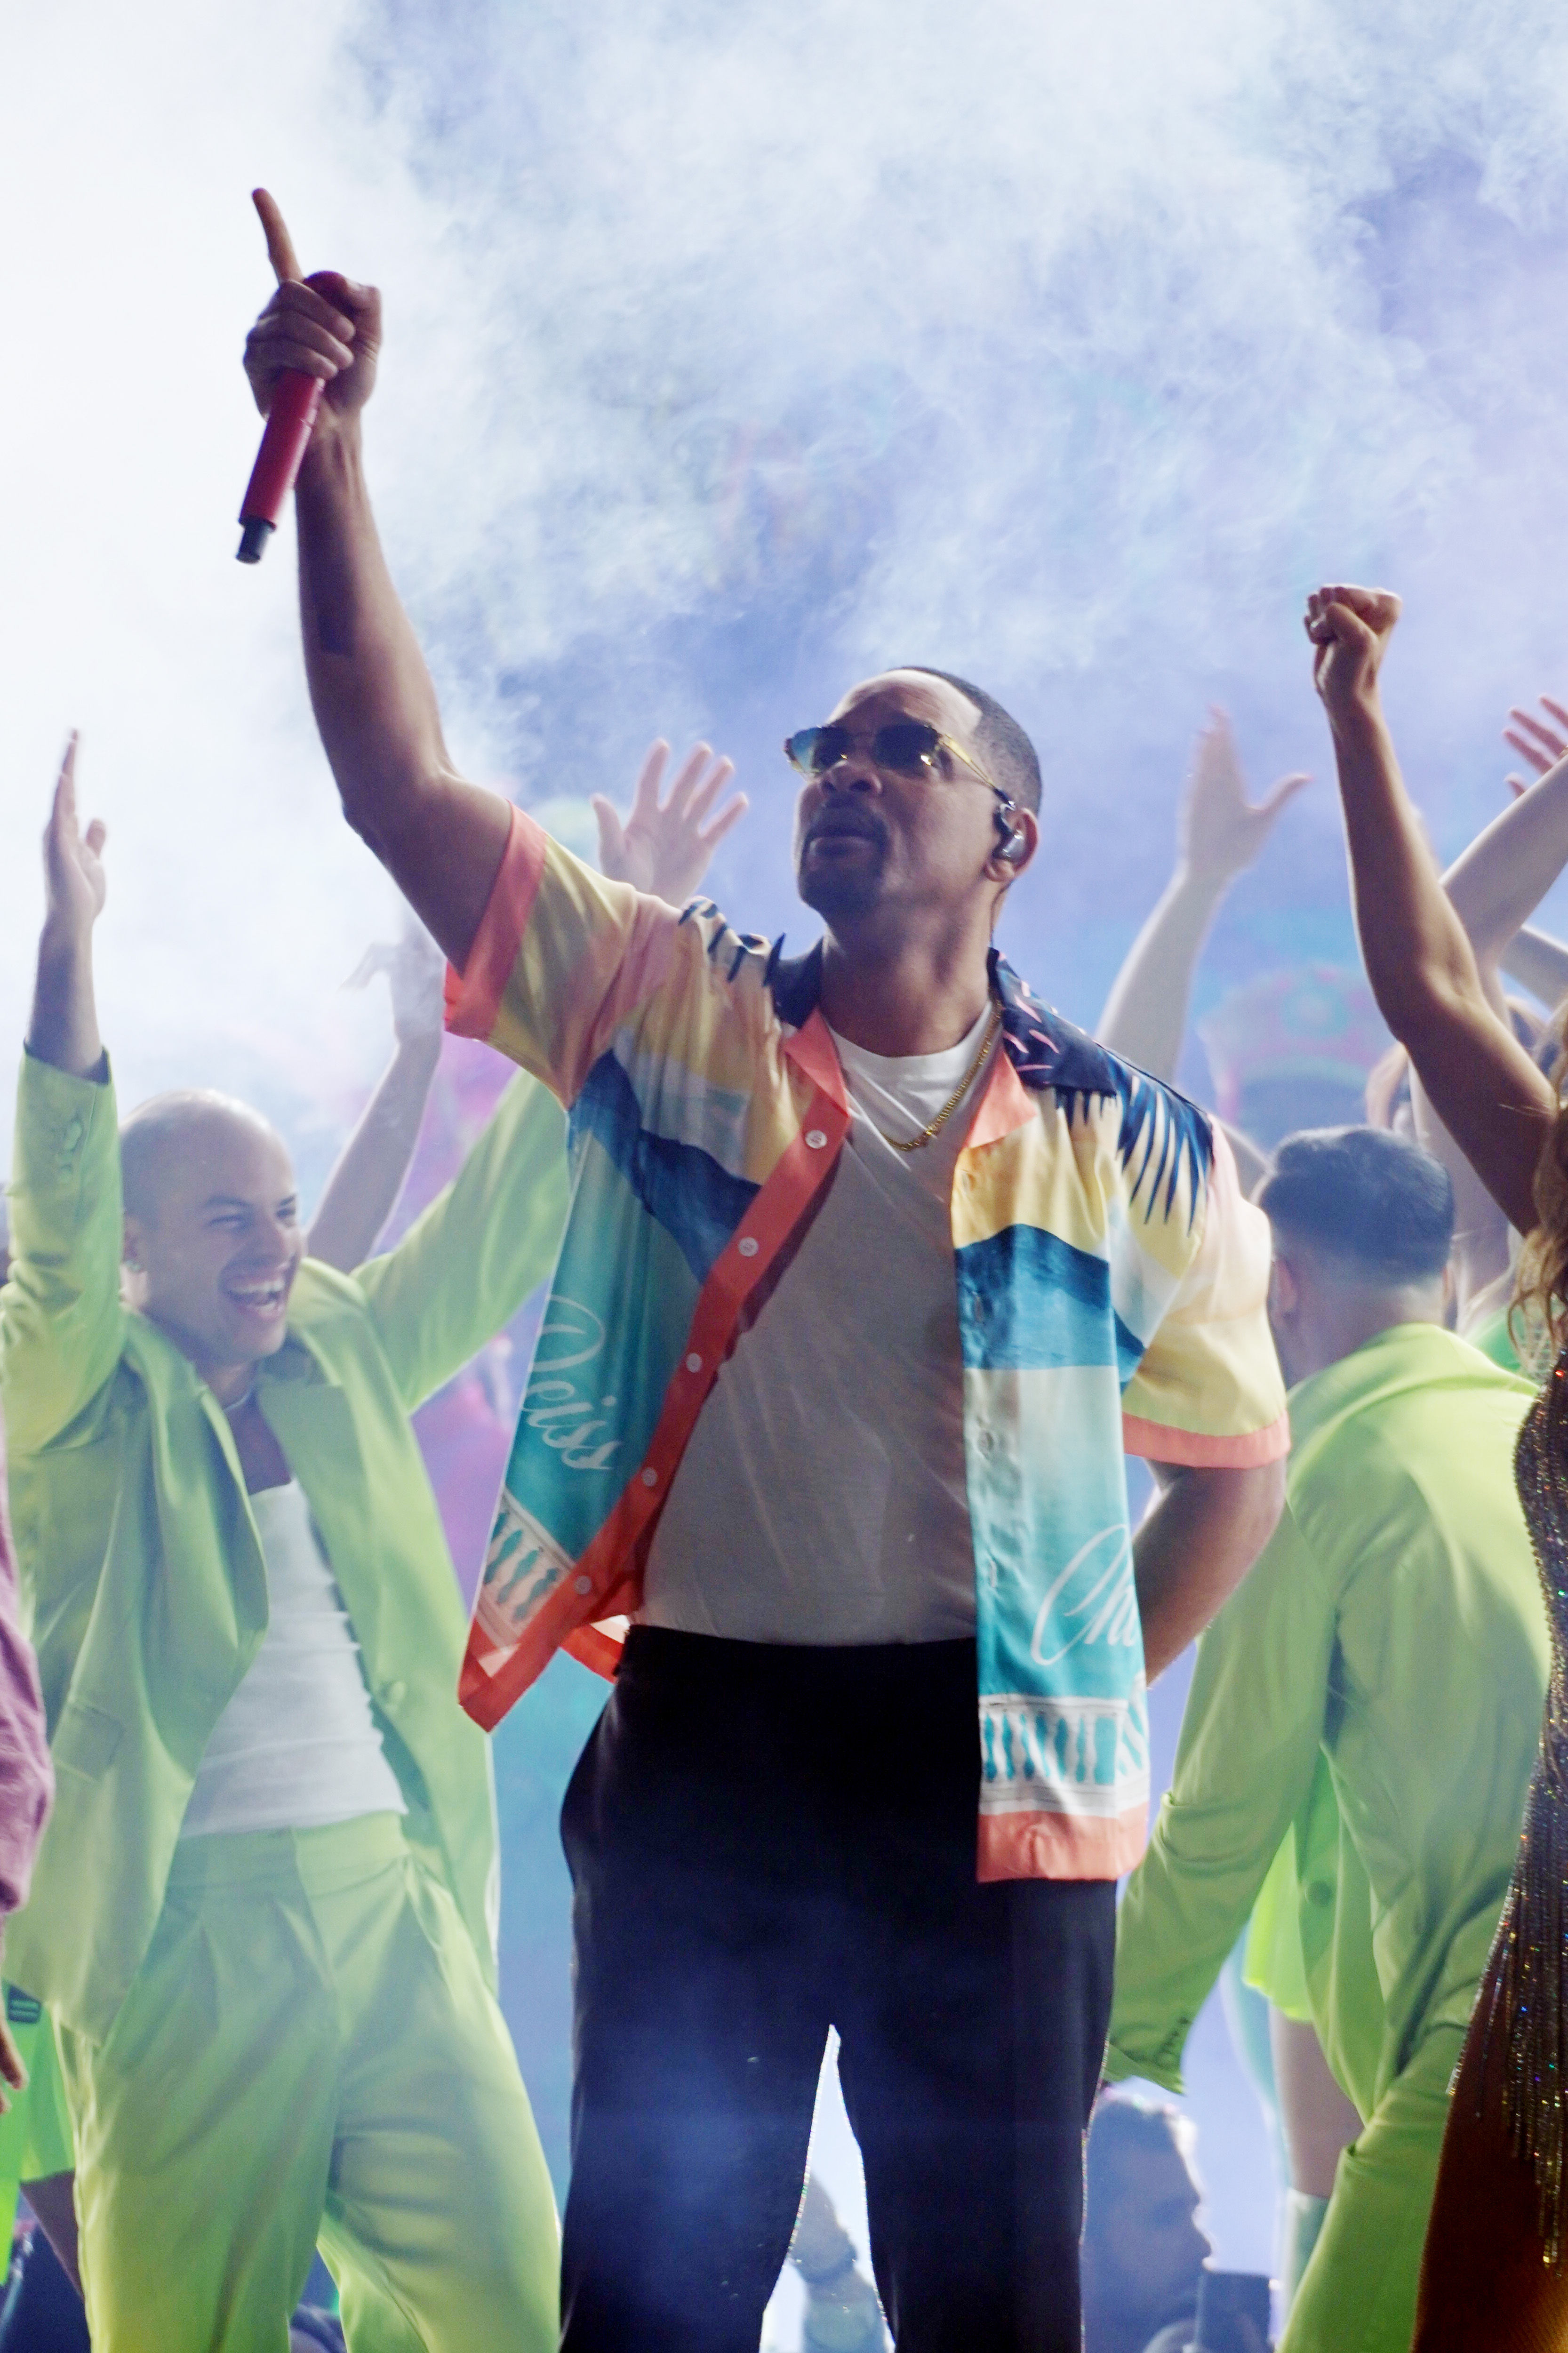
top-left (0, 744), bottom-right (567, 2352)
top-left (1105, 1126), bottom-right (1548, 2353)
top-left (245, 195), bottom-right (1289, 2352)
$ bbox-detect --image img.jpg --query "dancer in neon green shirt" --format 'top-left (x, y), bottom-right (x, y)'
top-left (1106, 1125), bottom-right (1548, 2353)
top-left (0, 746), bottom-right (569, 2351)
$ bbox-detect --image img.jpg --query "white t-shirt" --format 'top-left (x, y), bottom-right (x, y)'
top-left (180, 1480), bottom-right (407, 1839)
top-left (640, 999), bottom-right (998, 1644)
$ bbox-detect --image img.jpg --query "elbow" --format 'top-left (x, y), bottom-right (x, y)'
top-left (334, 759), bottom-right (438, 871)
top-left (1356, 950), bottom-right (1436, 1044)
top-left (1360, 957), bottom-right (1471, 1059)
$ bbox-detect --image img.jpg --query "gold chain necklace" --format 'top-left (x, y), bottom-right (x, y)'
top-left (866, 999), bottom-right (1003, 1155)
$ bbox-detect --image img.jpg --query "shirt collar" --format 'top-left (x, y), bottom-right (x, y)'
top-left (1284, 1319), bottom-right (1473, 1452)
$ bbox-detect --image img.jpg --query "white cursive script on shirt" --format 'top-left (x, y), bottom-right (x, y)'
top-left (1029, 1524), bottom-right (1139, 1668)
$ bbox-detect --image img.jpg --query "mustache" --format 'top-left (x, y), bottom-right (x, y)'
top-left (802, 804), bottom-right (888, 849)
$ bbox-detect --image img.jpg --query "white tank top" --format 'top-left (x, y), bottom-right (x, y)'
top-left (180, 1480), bottom-right (406, 1839)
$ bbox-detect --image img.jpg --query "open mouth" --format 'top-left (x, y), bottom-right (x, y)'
top-left (224, 1275), bottom-right (290, 1319)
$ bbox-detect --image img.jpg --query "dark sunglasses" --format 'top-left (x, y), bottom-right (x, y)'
top-left (784, 718), bottom-right (1019, 847)
top-left (784, 718), bottom-right (992, 786)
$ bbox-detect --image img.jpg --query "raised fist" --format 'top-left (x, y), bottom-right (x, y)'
top-left (1304, 584), bottom-right (1401, 728)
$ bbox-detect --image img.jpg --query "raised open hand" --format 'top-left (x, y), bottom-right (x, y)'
top-left (1304, 584), bottom-right (1401, 728)
top-left (242, 189), bottom-right (382, 428)
top-left (344, 914), bottom-right (446, 1046)
top-left (1178, 709), bottom-right (1309, 885)
top-left (1503, 695), bottom-right (1568, 798)
top-left (42, 734), bottom-right (106, 938)
top-left (593, 741), bottom-right (748, 905)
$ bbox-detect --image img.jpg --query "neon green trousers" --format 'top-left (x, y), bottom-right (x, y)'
top-left (0, 1981), bottom-right (75, 2248)
top-left (1281, 2022), bottom-right (1461, 2353)
top-left (57, 1812), bottom-right (559, 2353)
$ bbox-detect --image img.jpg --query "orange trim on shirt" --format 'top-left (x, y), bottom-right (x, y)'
top-left (781, 1007), bottom-right (849, 1108)
top-left (964, 1046), bottom-right (1035, 1150)
top-left (563, 1622), bottom-right (624, 1679)
top-left (977, 1802), bottom-right (1147, 1883)
top-left (444, 805), bottom-right (548, 1042)
top-left (457, 1069), bottom-right (852, 1725)
top-left (1121, 1409), bottom-right (1291, 1468)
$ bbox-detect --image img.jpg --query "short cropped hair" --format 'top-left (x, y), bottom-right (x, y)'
top-left (1259, 1125), bottom-right (1454, 1283)
top-left (906, 667), bottom-right (1043, 813)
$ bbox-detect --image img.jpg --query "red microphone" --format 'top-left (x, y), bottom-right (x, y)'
top-left (237, 371), bottom-right (323, 564)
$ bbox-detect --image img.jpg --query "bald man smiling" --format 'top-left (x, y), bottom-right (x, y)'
top-left (0, 742), bottom-right (569, 2353)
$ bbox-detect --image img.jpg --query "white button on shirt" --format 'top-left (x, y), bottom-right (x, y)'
top-left (641, 1002), bottom-right (997, 1646)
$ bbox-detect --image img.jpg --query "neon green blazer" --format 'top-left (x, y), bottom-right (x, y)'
top-left (1106, 1321), bottom-right (1547, 2117)
top-left (0, 1052), bottom-right (567, 2042)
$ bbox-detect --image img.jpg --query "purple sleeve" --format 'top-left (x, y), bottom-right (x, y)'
top-left (0, 1409), bottom-right (52, 1923)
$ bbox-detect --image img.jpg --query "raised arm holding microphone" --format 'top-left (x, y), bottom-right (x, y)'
top-left (245, 194), bottom-right (1289, 2353)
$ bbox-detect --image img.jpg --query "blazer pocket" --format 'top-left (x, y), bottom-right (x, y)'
top-left (52, 1700), bottom-right (123, 1781)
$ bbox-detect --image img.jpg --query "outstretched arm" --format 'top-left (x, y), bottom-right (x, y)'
top-left (305, 920), bottom-right (445, 1272)
top-left (1097, 710), bottom-right (1308, 1079)
top-left (1305, 585), bottom-right (1553, 1237)
top-left (1444, 696), bottom-right (1568, 980)
top-left (1503, 923), bottom-right (1568, 1012)
top-left (242, 191), bottom-right (510, 968)
top-left (3, 744), bottom-right (125, 1461)
top-left (27, 737), bottom-right (106, 1081)
top-left (1406, 696), bottom-right (1568, 1318)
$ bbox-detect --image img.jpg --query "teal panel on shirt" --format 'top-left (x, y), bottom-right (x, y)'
top-left (957, 1225), bottom-right (1144, 1378)
top-left (499, 1137), bottom-right (701, 1563)
top-left (967, 1363), bottom-right (1140, 1704)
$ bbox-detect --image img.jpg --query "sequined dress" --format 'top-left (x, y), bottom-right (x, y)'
top-left (1482, 1355), bottom-right (1568, 2264)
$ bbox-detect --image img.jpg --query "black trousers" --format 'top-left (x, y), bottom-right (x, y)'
top-left (559, 1629), bottom-right (1115, 2353)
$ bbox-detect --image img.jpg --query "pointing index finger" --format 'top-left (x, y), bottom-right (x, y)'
top-left (252, 187), bottom-right (303, 286)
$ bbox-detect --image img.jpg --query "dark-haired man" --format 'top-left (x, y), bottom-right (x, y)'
top-left (1106, 1125), bottom-right (1548, 2353)
top-left (1082, 2097), bottom-right (1211, 2353)
top-left (244, 200), bottom-right (1289, 2351)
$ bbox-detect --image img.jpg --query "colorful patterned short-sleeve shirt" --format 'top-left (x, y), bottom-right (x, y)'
top-left (448, 809), bottom-right (1288, 1880)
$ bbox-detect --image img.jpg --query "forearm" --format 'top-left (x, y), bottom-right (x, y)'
top-left (1108, 1776), bottom-right (1295, 2091)
top-left (1334, 706), bottom-right (1479, 1027)
top-left (1442, 756), bottom-right (1568, 970)
top-left (355, 1072), bottom-right (569, 1407)
top-left (296, 422), bottom-right (447, 808)
top-left (25, 925), bottom-right (102, 1081)
top-left (306, 1032), bottom-right (441, 1272)
top-left (1333, 702), bottom-right (1553, 1233)
top-left (294, 425), bottom-right (509, 966)
top-left (1134, 1458), bottom-right (1284, 1680)
top-left (1501, 924), bottom-right (1568, 1012)
top-left (1112, 1519), bottom-right (1328, 2085)
top-left (1096, 867), bottom-right (1227, 1077)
